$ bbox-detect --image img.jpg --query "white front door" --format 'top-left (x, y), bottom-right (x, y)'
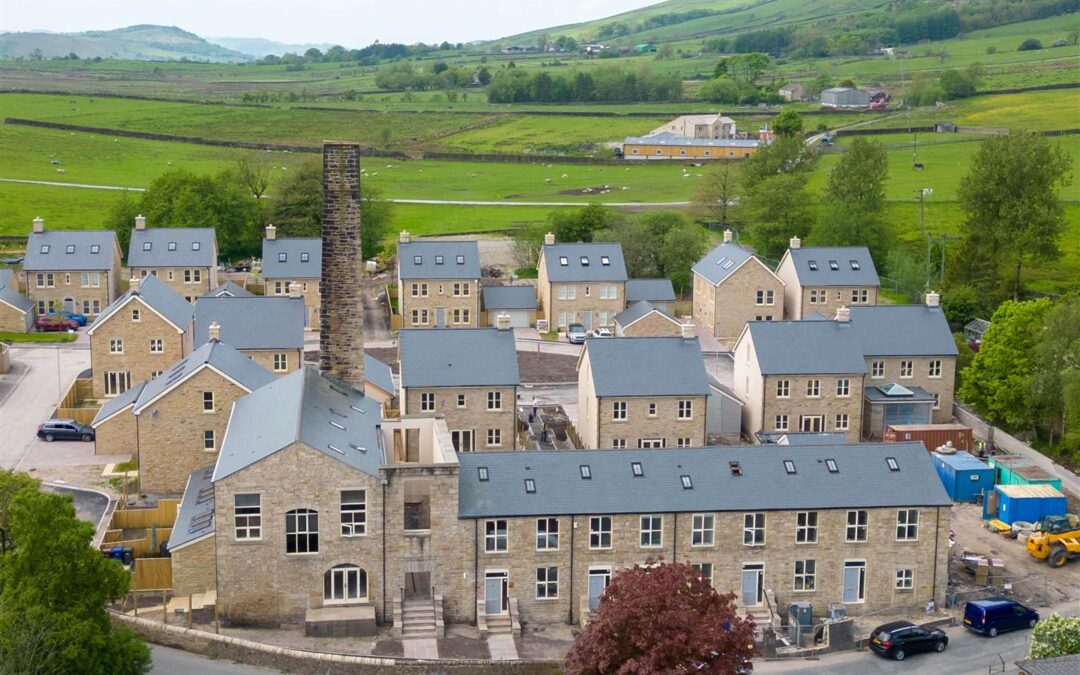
top-left (436, 308), bottom-right (446, 327)
top-left (485, 573), bottom-right (507, 614)
top-left (582, 310), bottom-right (593, 330)
top-left (843, 561), bottom-right (866, 603)
top-left (588, 568), bottom-right (610, 610)
top-left (741, 564), bottom-right (764, 606)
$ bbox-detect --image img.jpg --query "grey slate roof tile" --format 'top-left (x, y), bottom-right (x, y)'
top-left (193, 296), bottom-right (305, 350)
top-left (848, 305), bottom-right (959, 357)
top-left (167, 465), bottom-right (216, 551)
top-left (23, 230), bottom-right (119, 271)
top-left (89, 274), bottom-right (193, 334)
top-left (399, 328), bottom-right (519, 388)
top-left (482, 285), bottom-right (537, 310)
top-left (541, 243), bottom-right (627, 283)
top-left (128, 228), bottom-right (217, 268)
top-left (91, 381), bottom-right (147, 427)
top-left (398, 241), bottom-right (481, 280)
top-left (0, 286), bottom-right (34, 313)
top-left (584, 336), bottom-right (709, 397)
top-left (205, 281), bottom-right (254, 298)
top-left (625, 278), bottom-right (675, 303)
top-left (746, 321), bottom-right (867, 375)
top-left (132, 339), bottom-right (275, 414)
top-left (261, 238), bottom-right (322, 279)
top-left (364, 353), bottom-right (395, 396)
top-left (787, 247), bottom-right (879, 287)
top-left (692, 242), bottom-right (755, 285)
top-left (613, 300), bottom-right (674, 327)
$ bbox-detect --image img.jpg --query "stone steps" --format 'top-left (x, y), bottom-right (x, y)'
top-left (401, 599), bottom-right (439, 639)
top-left (486, 614), bottom-right (513, 635)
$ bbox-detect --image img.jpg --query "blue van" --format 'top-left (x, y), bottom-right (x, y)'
top-left (963, 597), bottom-right (1039, 636)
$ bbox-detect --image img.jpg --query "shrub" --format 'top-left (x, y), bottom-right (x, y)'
top-left (1028, 613), bottom-right (1080, 658)
top-left (1018, 38), bottom-right (1043, 51)
top-left (986, 45), bottom-right (997, 54)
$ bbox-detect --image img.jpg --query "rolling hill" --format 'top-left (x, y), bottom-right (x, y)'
top-left (0, 25), bottom-right (250, 63)
top-left (206, 37), bottom-right (338, 59)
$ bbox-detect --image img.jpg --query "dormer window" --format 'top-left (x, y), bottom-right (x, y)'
top-left (600, 256), bottom-right (610, 266)
top-left (278, 252), bottom-right (287, 262)
top-left (478, 467), bottom-right (489, 481)
top-left (524, 478), bottom-right (536, 494)
top-left (168, 242), bottom-right (177, 251)
top-left (456, 255), bottom-right (465, 265)
top-left (559, 256), bottom-right (568, 266)
top-left (807, 260), bottom-right (817, 271)
top-left (631, 461), bottom-right (643, 477)
top-left (300, 252), bottom-right (309, 263)
top-left (65, 245), bottom-right (75, 254)
top-left (40, 245), bottom-right (50, 254)
top-left (580, 256), bottom-right (589, 266)
top-left (413, 255), bottom-right (422, 264)
top-left (435, 255), bottom-right (444, 265)
top-left (579, 465), bottom-right (591, 480)
top-left (826, 459), bottom-right (839, 473)
top-left (143, 242), bottom-right (152, 251)
top-left (829, 260), bottom-right (839, 270)
top-left (192, 242), bottom-right (201, 251)
top-left (90, 244), bottom-right (100, 254)
top-left (850, 260), bottom-right (861, 270)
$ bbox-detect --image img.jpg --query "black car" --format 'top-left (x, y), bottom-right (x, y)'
top-left (37, 419), bottom-right (95, 442)
top-left (868, 621), bottom-right (948, 661)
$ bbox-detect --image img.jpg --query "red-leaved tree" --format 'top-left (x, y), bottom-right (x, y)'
top-left (565, 560), bottom-right (757, 674)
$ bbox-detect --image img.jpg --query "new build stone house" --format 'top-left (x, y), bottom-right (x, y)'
top-left (396, 235), bottom-right (481, 328)
top-left (193, 296), bottom-right (305, 376)
top-left (86, 274), bottom-right (194, 399)
top-left (577, 334), bottom-right (709, 449)
top-left (0, 269), bottom-right (34, 333)
top-left (536, 236), bottom-right (627, 331)
top-left (613, 301), bottom-right (682, 337)
top-left (127, 217), bottom-right (218, 302)
top-left (398, 327), bottom-right (520, 452)
top-left (775, 240), bottom-right (879, 319)
top-left (261, 226), bottom-right (321, 328)
top-left (650, 113), bottom-right (736, 139)
top-left (734, 319), bottom-right (867, 442)
top-left (692, 231), bottom-right (786, 346)
top-left (22, 218), bottom-right (122, 318)
top-left (205, 282), bottom-right (254, 298)
top-left (624, 278), bottom-right (676, 315)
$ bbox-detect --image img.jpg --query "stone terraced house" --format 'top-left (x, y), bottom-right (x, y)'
top-left (692, 230), bottom-right (785, 347)
top-left (193, 296), bottom-right (305, 376)
top-left (86, 274), bottom-right (194, 399)
top-left (396, 234), bottom-right (481, 329)
top-left (775, 239), bottom-right (879, 320)
top-left (127, 217), bottom-right (218, 302)
top-left (261, 225), bottom-right (322, 328)
top-left (398, 327), bottom-right (520, 452)
top-left (22, 218), bottom-right (122, 319)
top-left (536, 236), bottom-right (627, 331)
top-left (577, 334), bottom-right (710, 450)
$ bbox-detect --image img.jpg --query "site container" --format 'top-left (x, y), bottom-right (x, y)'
top-left (883, 424), bottom-right (973, 452)
top-left (988, 455), bottom-right (1063, 491)
top-left (992, 484), bottom-right (1067, 525)
top-left (932, 452), bottom-right (995, 503)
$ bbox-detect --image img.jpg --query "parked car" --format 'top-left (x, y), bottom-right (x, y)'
top-left (37, 419), bottom-right (95, 442)
top-left (0, 256), bottom-right (24, 265)
top-left (46, 310), bottom-right (88, 326)
top-left (566, 323), bottom-right (588, 344)
top-left (868, 621), bottom-right (948, 661)
top-left (36, 314), bottom-right (78, 332)
top-left (963, 597), bottom-right (1039, 637)
top-left (591, 327), bottom-right (613, 338)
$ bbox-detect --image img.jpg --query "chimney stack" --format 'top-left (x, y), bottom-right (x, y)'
top-left (835, 305), bottom-right (850, 323)
top-left (289, 282), bottom-right (303, 298)
top-left (398, 230), bottom-right (410, 244)
top-left (319, 141), bottom-right (365, 390)
top-left (723, 229), bottom-right (733, 244)
top-left (208, 321), bottom-right (221, 341)
top-left (544, 232), bottom-right (555, 246)
top-left (135, 214), bottom-right (146, 231)
top-left (31, 217), bottom-right (44, 233)
top-left (789, 236), bottom-right (801, 250)
top-left (265, 224), bottom-right (276, 241)
top-left (496, 313), bottom-right (512, 331)
top-left (129, 276), bottom-right (140, 293)
top-left (681, 322), bottom-right (696, 339)
top-left (925, 290), bottom-right (940, 308)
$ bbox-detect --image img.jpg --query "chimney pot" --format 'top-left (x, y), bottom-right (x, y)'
top-left (544, 232), bottom-right (555, 246)
top-left (835, 305), bottom-right (850, 323)
top-left (208, 321), bottom-right (221, 341)
top-left (925, 290), bottom-right (940, 308)
top-left (398, 230), bottom-right (410, 243)
top-left (681, 322), bottom-right (696, 339)
top-left (789, 236), bottom-right (801, 250)
top-left (289, 282), bottom-right (303, 298)
top-left (722, 229), bottom-right (733, 244)
top-left (129, 277), bottom-right (140, 293)
top-left (265, 224), bottom-right (276, 241)
top-left (496, 313), bottom-right (512, 331)
top-left (32, 217), bottom-right (44, 233)
top-left (135, 214), bottom-right (146, 230)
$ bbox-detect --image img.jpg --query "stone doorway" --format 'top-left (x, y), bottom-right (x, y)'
top-left (405, 571), bottom-right (430, 600)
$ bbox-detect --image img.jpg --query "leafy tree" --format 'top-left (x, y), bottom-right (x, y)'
top-left (0, 472), bottom-right (151, 674)
top-left (1028, 613), bottom-right (1080, 659)
top-left (772, 109), bottom-right (803, 137)
top-left (693, 162), bottom-right (740, 228)
top-left (954, 132), bottom-right (1072, 298)
top-left (837, 78), bottom-right (856, 88)
top-left (959, 299), bottom-right (1052, 430)
top-left (883, 250), bottom-right (925, 303)
top-left (598, 219), bottom-right (660, 278)
top-left (728, 52), bottom-right (769, 85)
top-left (660, 223), bottom-right (708, 295)
top-left (813, 137), bottom-right (890, 260)
top-left (476, 67), bottom-right (492, 85)
top-left (565, 561), bottom-right (755, 675)
top-left (548, 203), bottom-right (616, 243)
top-left (510, 222), bottom-right (548, 271)
top-left (808, 73), bottom-right (833, 97)
top-left (269, 158), bottom-right (392, 261)
top-left (938, 69), bottom-right (976, 98)
top-left (964, 62), bottom-right (987, 88)
top-left (739, 137), bottom-right (817, 259)
top-left (1031, 294), bottom-right (1080, 452)
top-left (1018, 38), bottom-right (1043, 51)
top-left (713, 59), bottom-right (728, 78)
top-left (698, 77), bottom-right (739, 104)
top-left (940, 284), bottom-right (985, 328)
top-left (104, 194), bottom-right (142, 262)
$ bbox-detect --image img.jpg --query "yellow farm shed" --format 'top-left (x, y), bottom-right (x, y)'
top-left (622, 131), bottom-right (764, 160)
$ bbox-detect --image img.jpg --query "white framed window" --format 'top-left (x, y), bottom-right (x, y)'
top-left (202, 391), bottom-right (214, 412)
top-left (234, 494), bottom-right (261, 540)
top-left (589, 516), bottom-right (612, 549)
top-left (896, 509), bottom-right (919, 541)
top-left (836, 378), bottom-right (850, 397)
top-left (895, 568), bottom-right (914, 590)
top-left (932, 393), bottom-right (940, 409)
top-left (806, 379), bottom-right (820, 397)
top-left (486, 428), bottom-right (502, 447)
top-left (755, 289), bottom-right (774, 306)
top-left (871, 360), bottom-right (884, 378)
top-left (639, 438), bottom-right (665, 448)
top-left (794, 559), bottom-right (816, 591)
top-left (285, 508), bottom-right (319, 554)
top-left (929, 360), bottom-right (942, 378)
top-left (203, 429), bottom-right (215, 451)
top-left (81, 272), bottom-right (100, 288)
top-left (611, 401), bottom-right (627, 420)
top-left (324, 564), bottom-right (366, 604)
top-left (485, 519), bottom-right (508, 552)
top-left (273, 353), bottom-right (288, 372)
top-left (691, 514), bottom-right (714, 547)
top-left (37, 300), bottom-right (46, 315)
top-left (149, 338), bottom-right (163, 353)
top-left (846, 510), bottom-right (868, 542)
top-left (676, 437), bottom-right (692, 448)
top-left (456, 393), bottom-right (466, 408)
top-left (796, 511), bottom-right (818, 544)
top-left (809, 289), bottom-right (820, 304)
top-left (612, 438), bottom-right (626, 449)
top-left (420, 392), bottom-right (435, 411)
top-left (103, 371), bottom-right (131, 397)
top-left (677, 399), bottom-right (693, 419)
top-left (566, 285), bottom-right (576, 300)
top-left (835, 414), bottom-right (850, 431)
top-left (900, 360), bottom-right (913, 378)
top-left (487, 391), bottom-right (502, 411)
top-left (774, 415), bottom-right (789, 431)
top-left (536, 566), bottom-right (558, 599)
top-left (131, 308), bottom-right (141, 321)
top-left (536, 517), bottom-right (559, 550)
top-left (640, 515), bottom-right (663, 548)
top-left (647, 402), bottom-right (657, 416)
top-left (109, 339), bottom-right (123, 354)
top-left (340, 490), bottom-right (366, 536)
top-left (776, 380), bottom-right (790, 398)
top-left (743, 513), bottom-right (765, 546)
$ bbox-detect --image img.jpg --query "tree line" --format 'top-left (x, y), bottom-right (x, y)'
top-left (487, 65), bottom-right (681, 103)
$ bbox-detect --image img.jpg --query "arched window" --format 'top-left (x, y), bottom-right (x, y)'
top-left (285, 508), bottom-right (318, 554)
top-left (324, 564), bottom-right (367, 604)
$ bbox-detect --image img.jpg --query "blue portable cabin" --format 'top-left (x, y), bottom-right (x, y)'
top-left (932, 451), bottom-right (994, 503)
top-left (990, 484), bottom-right (1067, 525)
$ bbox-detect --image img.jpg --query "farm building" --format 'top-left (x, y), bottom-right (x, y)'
top-left (821, 87), bottom-right (872, 108)
top-left (931, 451), bottom-right (994, 503)
top-left (650, 113), bottom-right (736, 139)
top-left (779, 82), bottom-right (806, 102)
top-left (622, 133), bottom-right (763, 160)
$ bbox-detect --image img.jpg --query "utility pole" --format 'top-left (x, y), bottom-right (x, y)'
top-left (914, 187), bottom-right (933, 287)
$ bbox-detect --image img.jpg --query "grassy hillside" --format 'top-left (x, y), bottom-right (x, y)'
top-left (0, 25), bottom-right (250, 63)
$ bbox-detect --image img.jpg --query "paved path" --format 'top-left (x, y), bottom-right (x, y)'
top-left (402, 637), bottom-right (438, 659)
top-left (487, 634), bottom-right (519, 660)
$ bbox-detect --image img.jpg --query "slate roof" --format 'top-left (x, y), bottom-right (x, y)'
top-left (707, 375), bottom-right (740, 401)
top-left (0, 286), bottom-right (34, 314)
top-left (457, 442), bottom-right (951, 518)
top-left (847, 305), bottom-right (959, 357)
top-left (625, 132), bottom-right (762, 148)
top-left (213, 366), bottom-right (383, 481)
top-left (541, 243), bottom-right (627, 283)
top-left (91, 381), bottom-right (147, 427)
top-left (132, 339), bottom-right (275, 414)
top-left (128, 228), bottom-right (217, 268)
top-left (692, 242), bottom-right (756, 285)
top-left (584, 336), bottom-right (708, 397)
top-left (786, 247), bottom-right (879, 287)
top-left (0, 269), bottom-right (13, 289)
top-left (625, 278), bottom-right (675, 303)
top-left (261, 238), bottom-right (322, 279)
top-left (205, 281), bottom-right (254, 298)
top-left (167, 465), bottom-right (216, 551)
top-left (398, 241), bottom-right (481, 280)
top-left (364, 353), bottom-right (395, 396)
top-left (482, 285), bottom-right (538, 310)
top-left (613, 300), bottom-right (674, 327)
top-left (193, 296), bottom-right (305, 350)
top-left (1014, 655), bottom-right (1080, 675)
top-left (399, 328), bottom-right (519, 388)
top-left (87, 274), bottom-right (193, 334)
top-left (23, 230), bottom-right (118, 271)
top-left (745, 321), bottom-right (867, 375)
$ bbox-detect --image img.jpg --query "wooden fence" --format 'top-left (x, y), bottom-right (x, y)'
top-left (100, 526), bottom-right (173, 557)
top-left (56, 377), bottom-right (99, 425)
top-left (111, 499), bottom-right (180, 530)
top-left (130, 557), bottom-right (172, 591)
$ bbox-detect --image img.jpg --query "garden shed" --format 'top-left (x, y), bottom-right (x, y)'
top-left (932, 451), bottom-right (994, 503)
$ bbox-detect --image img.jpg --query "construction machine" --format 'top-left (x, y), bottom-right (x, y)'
top-left (1026, 514), bottom-right (1080, 568)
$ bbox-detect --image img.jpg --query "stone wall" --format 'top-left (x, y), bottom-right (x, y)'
top-left (171, 536), bottom-right (216, 597)
top-left (795, 286), bottom-right (878, 320)
top-left (761, 374), bottom-right (864, 442)
top-left (245, 349), bottom-right (304, 377)
top-left (94, 405), bottom-right (138, 456)
top-left (0, 303), bottom-right (31, 333)
top-left (129, 267), bottom-right (214, 302)
top-left (89, 297), bottom-right (190, 399)
top-left (595, 395), bottom-right (708, 449)
top-left (24, 266), bottom-right (117, 317)
top-left (619, 311), bottom-right (681, 337)
top-left (398, 279), bottom-right (481, 328)
top-left (402, 386), bottom-right (518, 451)
top-left (711, 261), bottom-right (785, 346)
top-left (543, 282), bottom-right (625, 330)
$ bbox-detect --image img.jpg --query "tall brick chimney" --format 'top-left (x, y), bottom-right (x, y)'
top-left (319, 141), bottom-right (365, 390)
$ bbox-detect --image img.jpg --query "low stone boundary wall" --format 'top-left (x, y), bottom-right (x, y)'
top-left (112, 612), bottom-right (561, 674)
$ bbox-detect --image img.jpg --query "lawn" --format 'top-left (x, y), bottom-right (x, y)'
top-left (393, 203), bottom-right (550, 237)
top-left (433, 115), bottom-right (671, 155)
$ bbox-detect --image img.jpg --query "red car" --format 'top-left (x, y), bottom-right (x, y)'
top-left (36, 314), bottom-right (78, 332)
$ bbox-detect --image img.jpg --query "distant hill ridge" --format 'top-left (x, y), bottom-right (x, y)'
top-left (0, 24), bottom-right (251, 63)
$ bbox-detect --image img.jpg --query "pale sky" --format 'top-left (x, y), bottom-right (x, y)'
top-left (0, 0), bottom-right (660, 46)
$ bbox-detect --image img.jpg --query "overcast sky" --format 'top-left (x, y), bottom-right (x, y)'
top-left (0, 0), bottom-right (660, 46)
